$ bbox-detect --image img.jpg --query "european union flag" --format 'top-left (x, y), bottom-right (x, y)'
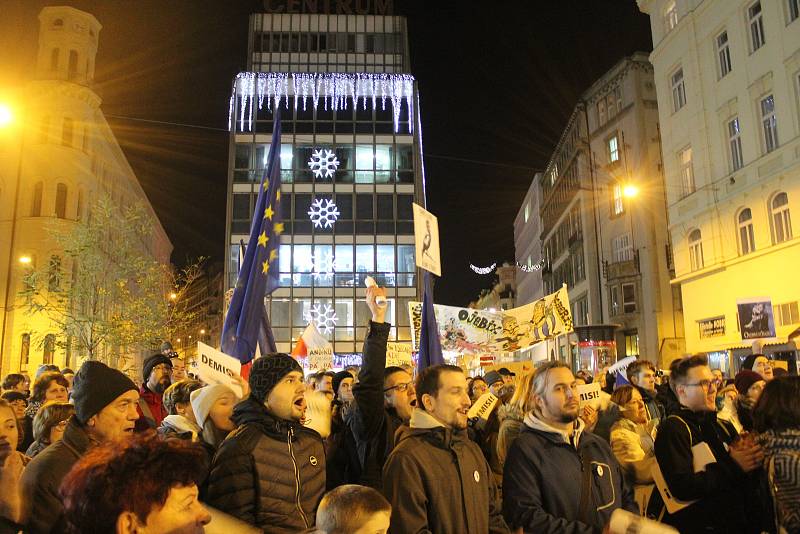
top-left (220, 111), bottom-right (283, 365)
top-left (417, 271), bottom-right (444, 374)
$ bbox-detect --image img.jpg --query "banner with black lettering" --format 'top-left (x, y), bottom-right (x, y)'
top-left (196, 342), bottom-right (244, 397)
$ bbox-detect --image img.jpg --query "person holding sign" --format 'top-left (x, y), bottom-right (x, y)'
top-left (653, 355), bottom-right (765, 533)
top-left (502, 362), bottom-right (637, 533)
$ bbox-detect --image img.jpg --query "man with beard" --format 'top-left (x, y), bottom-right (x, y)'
top-left (135, 354), bottom-right (172, 432)
top-left (206, 354), bottom-right (325, 532)
top-left (383, 364), bottom-right (509, 534)
top-left (502, 362), bottom-right (637, 533)
top-left (349, 286), bottom-right (418, 490)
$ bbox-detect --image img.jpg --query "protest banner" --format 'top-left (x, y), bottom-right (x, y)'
top-left (386, 342), bottom-right (413, 367)
top-left (413, 202), bottom-right (441, 276)
top-left (196, 342), bottom-right (244, 397)
top-left (736, 297), bottom-right (776, 340)
top-left (577, 382), bottom-right (602, 410)
top-left (307, 345), bottom-right (333, 371)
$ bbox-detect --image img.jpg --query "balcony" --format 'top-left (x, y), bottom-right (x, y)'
top-left (568, 230), bottom-right (583, 249)
top-left (604, 250), bottom-right (640, 280)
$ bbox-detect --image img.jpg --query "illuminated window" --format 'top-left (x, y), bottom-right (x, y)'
top-left (728, 117), bottom-right (744, 171)
top-left (737, 208), bottom-right (755, 255)
top-left (771, 192), bottom-right (792, 243)
top-left (608, 134), bottom-right (620, 163)
top-left (612, 182), bottom-right (624, 215)
top-left (761, 94), bottom-right (778, 153)
top-left (664, 1), bottom-right (678, 31)
top-left (689, 229), bottom-right (704, 271)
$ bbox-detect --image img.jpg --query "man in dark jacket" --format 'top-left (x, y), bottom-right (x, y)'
top-left (627, 359), bottom-right (665, 424)
top-left (383, 364), bottom-right (509, 534)
top-left (206, 354), bottom-right (326, 533)
top-left (326, 370), bottom-right (360, 489)
top-left (134, 353), bottom-right (172, 431)
top-left (503, 361), bottom-right (637, 533)
top-left (349, 285), bottom-right (417, 489)
top-left (20, 361), bottom-right (140, 534)
top-left (654, 354), bottom-right (764, 533)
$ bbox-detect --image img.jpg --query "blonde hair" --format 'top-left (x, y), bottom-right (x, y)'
top-left (525, 361), bottom-right (572, 417)
top-left (507, 370), bottom-right (536, 414)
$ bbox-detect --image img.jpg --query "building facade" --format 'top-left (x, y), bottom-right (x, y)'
top-left (0, 6), bottom-right (172, 376)
top-left (225, 7), bottom-right (423, 357)
top-left (468, 262), bottom-right (517, 312)
top-left (176, 262), bottom-right (224, 361)
top-left (540, 53), bottom-right (683, 370)
top-left (513, 173), bottom-right (545, 306)
top-left (638, 0), bottom-right (800, 373)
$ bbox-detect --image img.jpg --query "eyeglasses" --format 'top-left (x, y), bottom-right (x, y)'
top-left (383, 381), bottom-right (413, 393)
top-left (152, 364), bottom-right (171, 373)
top-left (685, 380), bottom-right (716, 391)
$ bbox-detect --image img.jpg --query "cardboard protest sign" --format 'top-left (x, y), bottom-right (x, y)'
top-left (577, 382), bottom-right (602, 410)
top-left (468, 392), bottom-right (499, 422)
top-left (413, 203), bottom-right (441, 276)
top-left (307, 345), bottom-right (333, 371)
top-left (386, 342), bottom-right (413, 367)
top-left (196, 342), bottom-right (244, 397)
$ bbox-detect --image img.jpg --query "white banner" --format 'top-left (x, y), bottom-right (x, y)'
top-left (577, 382), bottom-right (602, 410)
top-left (386, 342), bottom-right (413, 367)
top-left (196, 342), bottom-right (244, 397)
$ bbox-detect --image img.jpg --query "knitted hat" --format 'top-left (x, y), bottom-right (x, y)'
top-left (142, 354), bottom-right (172, 383)
top-left (734, 370), bottom-right (763, 395)
top-left (332, 370), bottom-right (354, 398)
top-left (190, 384), bottom-right (238, 428)
top-left (741, 353), bottom-right (765, 371)
top-left (161, 341), bottom-right (174, 353)
top-left (484, 371), bottom-right (503, 387)
top-left (249, 354), bottom-right (303, 403)
top-left (72, 361), bottom-right (137, 423)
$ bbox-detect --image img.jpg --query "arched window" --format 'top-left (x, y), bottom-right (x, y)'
top-left (50, 48), bottom-right (59, 71)
top-left (62, 117), bottom-right (74, 146)
top-left (31, 181), bottom-right (43, 216)
top-left (738, 208), bottom-right (755, 255)
top-left (43, 334), bottom-right (56, 365)
top-left (55, 183), bottom-right (68, 218)
top-left (771, 192), bottom-right (792, 244)
top-left (689, 229), bottom-right (704, 271)
top-left (68, 50), bottom-right (78, 79)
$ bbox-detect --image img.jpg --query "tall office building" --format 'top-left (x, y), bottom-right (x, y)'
top-left (224, 4), bottom-right (423, 357)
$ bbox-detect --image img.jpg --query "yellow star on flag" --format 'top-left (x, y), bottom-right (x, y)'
top-left (264, 205), bottom-right (275, 220)
top-left (269, 249), bottom-right (278, 261)
top-left (274, 222), bottom-right (284, 235)
top-left (276, 190), bottom-right (281, 201)
top-left (262, 260), bottom-right (270, 274)
top-left (257, 231), bottom-right (268, 247)
top-left (262, 179), bottom-right (269, 191)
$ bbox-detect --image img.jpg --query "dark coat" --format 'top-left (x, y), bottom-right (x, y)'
top-left (205, 397), bottom-right (326, 533)
top-left (502, 417), bottom-right (638, 534)
top-left (348, 321), bottom-right (404, 489)
top-left (653, 407), bottom-right (759, 533)
top-left (634, 384), bottom-right (665, 423)
top-left (383, 413), bottom-right (510, 534)
top-left (325, 404), bottom-right (361, 489)
top-left (19, 416), bottom-right (92, 534)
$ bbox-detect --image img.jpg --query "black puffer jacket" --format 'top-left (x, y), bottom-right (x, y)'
top-left (349, 321), bottom-right (405, 489)
top-left (19, 416), bottom-right (92, 534)
top-left (205, 397), bottom-right (326, 533)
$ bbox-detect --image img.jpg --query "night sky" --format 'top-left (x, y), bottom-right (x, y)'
top-left (0, 0), bottom-right (653, 306)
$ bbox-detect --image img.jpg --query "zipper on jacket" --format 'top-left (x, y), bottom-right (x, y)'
top-left (288, 427), bottom-right (310, 528)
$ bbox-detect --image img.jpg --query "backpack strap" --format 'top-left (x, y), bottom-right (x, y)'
top-left (666, 415), bottom-right (693, 444)
top-left (138, 398), bottom-right (157, 428)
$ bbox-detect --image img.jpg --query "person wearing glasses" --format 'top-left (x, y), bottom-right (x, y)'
top-left (653, 354), bottom-right (765, 533)
top-left (24, 401), bottom-right (74, 459)
top-left (348, 285), bottom-right (417, 490)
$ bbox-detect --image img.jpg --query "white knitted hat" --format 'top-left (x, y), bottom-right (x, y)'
top-left (190, 383), bottom-right (238, 429)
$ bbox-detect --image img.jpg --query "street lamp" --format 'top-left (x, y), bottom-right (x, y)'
top-left (18, 256), bottom-right (31, 265)
top-left (169, 292), bottom-right (177, 300)
top-left (199, 329), bottom-right (206, 335)
top-left (0, 104), bottom-right (12, 127)
top-left (623, 184), bottom-right (639, 198)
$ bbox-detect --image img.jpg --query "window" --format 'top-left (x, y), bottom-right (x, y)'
top-left (43, 334), bottom-right (56, 365)
top-left (50, 49), bottom-right (59, 71)
top-left (761, 95), bottom-right (778, 152)
top-left (68, 50), bottom-right (78, 79)
top-left (664, 1), bottom-right (679, 31)
top-left (607, 134), bottom-right (620, 163)
top-left (678, 147), bottom-right (695, 197)
top-left (671, 68), bottom-right (686, 112)
top-left (748, 2), bottom-right (766, 52)
top-left (625, 331), bottom-right (640, 356)
top-left (716, 31), bottom-right (732, 77)
top-left (62, 117), bottom-right (74, 147)
top-left (689, 229), bottom-right (704, 271)
top-left (55, 183), bottom-right (67, 219)
top-left (606, 93), bottom-right (617, 118)
top-left (790, 0), bottom-right (800, 22)
top-left (728, 117), bottom-right (744, 171)
top-left (622, 283), bottom-right (636, 313)
top-left (776, 301), bottom-right (799, 325)
top-left (612, 182), bottom-right (624, 215)
top-left (610, 286), bottom-right (620, 316)
top-left (771, 192), bottom-right (793, 243)
top-left (612, 233), bottom-right (633, 262)
top-left (31, 181), bottom-right (43, 217)
top-left (20, 333), bottom-right (30, 368)
top-left (738, 208), bottom-right (755, 255)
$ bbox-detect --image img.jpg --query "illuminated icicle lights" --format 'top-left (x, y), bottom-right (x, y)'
top-left (470, 263), bottom-right (497, 275)
top-left (230, 72), bottom-right (415, 134)
top-left (468, 260), bottom-right (547, 274)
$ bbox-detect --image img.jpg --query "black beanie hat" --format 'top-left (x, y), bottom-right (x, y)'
top-left (72, 361), bottom-right (137, 423)
top-left (249, 354), bottom-right (303, 403)
top-left (741, 353), bottom-right (764, 371)
top-left (332, 370), bottom-right (354, 398)
top-left (142, 353), bottom-right (172, 383)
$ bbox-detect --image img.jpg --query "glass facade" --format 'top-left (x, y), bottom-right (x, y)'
top-left (225, 13), bottom-right (422, 356)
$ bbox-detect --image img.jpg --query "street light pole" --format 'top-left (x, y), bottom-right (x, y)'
top-left (0, 104), bottom-right (27, 373)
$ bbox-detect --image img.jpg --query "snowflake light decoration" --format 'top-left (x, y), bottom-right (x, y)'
top-left (308, 149), bottom-right (340, 179)
top-left (305, 304), bottom-right (338, 335)
top-left (311, 252), bottom-right (335, 279)
top-left (308, 198), bottom-right (340, 229)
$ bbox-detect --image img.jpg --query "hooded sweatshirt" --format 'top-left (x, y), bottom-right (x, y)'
top-left (502, 413), bottom-right (637, 534)
top-left (383, 408), bottom-right (509, 534)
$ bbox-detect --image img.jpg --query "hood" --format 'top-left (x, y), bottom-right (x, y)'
top-left (759, 428), bottom-right (800, 456)
top-left (232, 397), bottom-right (302, 439)
top-left (498, 402), bottom-right (525, 424)
top-left (397, 408), bottom-right (466, 449)
top-left (523, 412), bottom-right (585, 447)
top-left (409, 408), bottom-right (446, 430)
top-left (162, 414), bottom-right (201, 435)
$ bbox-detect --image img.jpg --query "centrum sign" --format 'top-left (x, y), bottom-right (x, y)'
top-left (264, 0), bottom-right (393, 15)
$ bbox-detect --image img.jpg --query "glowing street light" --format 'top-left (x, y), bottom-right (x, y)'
top-left (18, 256), bottom-right (31, 264)
top-left (0, 103), bottom-right (13, 128)
top-left (623, 184), bottom-right (640, 198)
top-left (169, 292), bottom-right (177, 300)
top-left (199, 329), bottom-right (206, 335)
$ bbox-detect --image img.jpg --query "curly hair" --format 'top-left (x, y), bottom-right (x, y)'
top-left (61, 433), bottom-right (206, 533)
top-left (32, 401), bottom-right (74, 443)
top-left (30, 372), bottom-right (69, 403)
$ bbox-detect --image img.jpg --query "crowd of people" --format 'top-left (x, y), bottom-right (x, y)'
top-left (1, 286), bottom-right (799, 533)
